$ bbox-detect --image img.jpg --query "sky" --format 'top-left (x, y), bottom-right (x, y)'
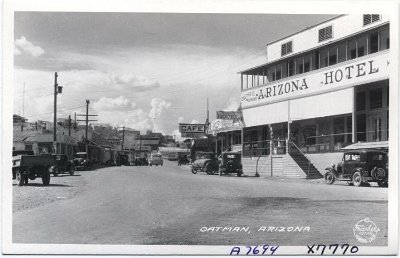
top-left (14, 12), bottom-right (335, 138)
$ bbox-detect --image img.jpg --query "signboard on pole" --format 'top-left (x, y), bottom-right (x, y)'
top-left (179, 123), bottom-right (206, 133)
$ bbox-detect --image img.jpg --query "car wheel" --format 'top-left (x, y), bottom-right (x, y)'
top-left (377, 181), bottom-right (388, 187)
top-left (69, 166), bottom-right (75, 176)
top-left (24, 177), bottom-right (29, 185)
top-left (352, 171), bottom-right (362, 187)
top-left (237, 171), bottom-right (242, 177)
top-left (205, 163), bottom-right (214, 175)
top-left (324, 171), bottom-right (335, 185)
top-left (16, 169), bottom-right (24, 186)
top-left (191, 167), bottom-right (197, 174)
top-left (42, 172), bottom-right (50, 186)
top-left (53, 167), bottom-right (59, 177)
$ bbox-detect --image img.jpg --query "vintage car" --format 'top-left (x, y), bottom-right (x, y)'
top-left (219, 151), bottom-right (243, 177)
top-left (324, 149), bottom-right (388, 187)
top-left (12, 150), bottom-right (34, 179)
top-left (12, 154), bottom-right (54, 186)
top-left (149, 153), bottom-right (163, 166)
top-left (135, 157), bottom-right (149, 166)
top-left (191, 152), bottom-right (219, 175)
top-left (73, 152), bottom-right (91, 170)
top-left (49, 154), bottom-right (75, 176)
top-left (178, 154), bottom-right (190, 166)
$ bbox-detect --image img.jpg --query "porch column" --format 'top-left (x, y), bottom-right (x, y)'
top-left (352, 87), bottom-right (356, 143)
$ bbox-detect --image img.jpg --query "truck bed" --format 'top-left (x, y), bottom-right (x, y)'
top-left (13, 155), bottom-right (56, 168)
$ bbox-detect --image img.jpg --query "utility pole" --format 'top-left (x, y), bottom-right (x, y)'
top-left (53, 72), bottom-right (63, 154)
top-left (121, 126), bottom-right (125, 150)
top-left (22, 82), bottom-right (25, 117)
top-left (68, 115), bottom-right (72, 136)
top-left (77, 100), bottom-right (98, 155)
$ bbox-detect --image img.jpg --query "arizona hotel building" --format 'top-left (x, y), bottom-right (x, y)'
top-left (239, 14), bottom-right (390, 178)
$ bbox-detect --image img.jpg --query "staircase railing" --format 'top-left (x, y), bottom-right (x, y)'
top-left (288, 141), bottom-right (311, 179)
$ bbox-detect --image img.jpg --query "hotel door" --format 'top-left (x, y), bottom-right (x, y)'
top-left (368, 114), bottom-right (386, 142)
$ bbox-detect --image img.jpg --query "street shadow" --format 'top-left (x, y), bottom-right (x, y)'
top-left (56, 174), bottom-right (81, 177)
top-left (22, 183), bottom-right (72, 187)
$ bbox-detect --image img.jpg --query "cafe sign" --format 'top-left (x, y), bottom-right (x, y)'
top-left (241, 52), bottom-right (389, 108)
top-left (179, 123), bottom-right (206, 133)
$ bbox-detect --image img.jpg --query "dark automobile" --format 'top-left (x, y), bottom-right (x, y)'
top-left (12, 154), bottom-right (54, 186)
top-left (191, 152), bottom-right (219, 175)
top-left (50, 154), bottom-right (75, 176)
top-left (219, 151), bottom-right (243, 177)
top-left (12, 150), bottom-right (34, 179)
top-left (324, 149), bottom-right (388, 187)
top-left (178, 155), bottom-right (190, 166)
top-left (73, 152), bottom-right (91, 170)
top-left (135, 157), bottom-right (149, 166)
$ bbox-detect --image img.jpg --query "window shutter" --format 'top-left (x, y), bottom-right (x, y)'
top-left (318, 26), bottom-right (333, 42)
top-left (363, 14), bottom-right (381, 26)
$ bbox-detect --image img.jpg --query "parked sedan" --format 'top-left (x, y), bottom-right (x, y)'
top-left (191, 152), bottom-right (219, 175)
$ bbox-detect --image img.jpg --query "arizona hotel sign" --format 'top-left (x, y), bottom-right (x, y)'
top-left (241, 53), bottom-right (389, 108)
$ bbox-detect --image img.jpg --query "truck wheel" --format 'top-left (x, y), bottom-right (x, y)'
top-left (42, 172), bottom-right (50, 186)
top-left (69, 166), bottom-right (75, 176)
top-left (352, 171), bottom-right (362, 187)
top-left (53, 167), bottom-right (59, 177)
top-left (16, 169), bottom-right (24, 186)
top-left (205, 164), bottom-right (214, 175)
top-left (324, 171), bottom-right (335, 184)
top-left (377, 181), bottom-right (388, 187)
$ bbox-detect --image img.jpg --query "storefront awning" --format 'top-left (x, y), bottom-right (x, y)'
top-left (209, 119), bottom-right (243, 136)
top-left (341, 141), bottom-right (388, 150)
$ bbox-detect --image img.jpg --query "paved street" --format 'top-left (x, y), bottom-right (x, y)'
top-left (13, 160), bottom-right (388, 246)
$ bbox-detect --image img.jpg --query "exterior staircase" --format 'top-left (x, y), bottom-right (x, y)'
top-left (288, 141), bottom-right (323, 179)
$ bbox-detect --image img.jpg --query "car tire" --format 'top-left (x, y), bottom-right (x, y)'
top-left (191, 168), bottom-right (197, 174)
top-left (69, 166), bottom-right (75, 176)
top-left (53, 167), bottom-right (59, 177)
top-left (377, 181), bottom-right (388, 187)
top-left (237, 171), bottom-right (242, 177)
top-left (24, 177), bottom-right (28, 185)
top-left (324, 171), bottom-right (335, 185)
top-left (352, 171), bottom-right (363, 187)
top-left (205, 163), bottom-right (214, 175)
top-left (42, 172), bottom-right (50, 186)
top-left (16, 169), bottom-right (24, 186)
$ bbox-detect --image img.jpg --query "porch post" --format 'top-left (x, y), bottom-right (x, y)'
top-left (352, 87), bottom-right (356, 143)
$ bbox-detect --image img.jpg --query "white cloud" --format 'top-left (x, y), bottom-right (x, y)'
top-left (14, 36), bottom-right (45, 57)
top-left (92, 96), bottom-right (136, 111)
top-left (223, 98), bottom-right (240, 111)
top-left (178, 116), bottom-right (184, 123)
top-left (148, 98), bottom-right (171, 118)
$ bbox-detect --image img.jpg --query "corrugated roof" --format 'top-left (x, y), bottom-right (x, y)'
top-left (13, 130), bottom-right (37, 142)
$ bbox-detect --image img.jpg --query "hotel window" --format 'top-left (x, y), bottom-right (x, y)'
top-left (357, 35), bottom-right (368, 57)
top-left (304, 54), bottom-right (312, 72)
top-left (319, 26), bottom-right (333, 42)
top-left (281, 41), bottom-right (293, 56)
top-left (312, 51), bottom-right (320, 70)
top-left (288, 59), bottom-right (294, 76)
top-left (380, 27), bottom-right (389, 50)
top-left (320, 48), bottom-right (329, 68)
top-left (276, 64), bottom-right (282, 80)
top-left (295, 56), bottom-right (304, 74)
top-left (369, 32), bottom-right (379, 53)
top-left (363, 14), bottom-right (381, 26)
top-left (329, 46), bottom-right (338, 65)
top-left (338, 42), bottom-right (346, 63)
top-left (348, 39), bottom-right (357, 60)
top-left (356, 91), bottom-right (366, 111)
top-left (282, 61), bottom-right (288, 78)
top-left (370, 88), bottom-right (383, 109)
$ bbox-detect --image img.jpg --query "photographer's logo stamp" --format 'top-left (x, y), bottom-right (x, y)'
top-left (353, 218), bottom-right (380, 243)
